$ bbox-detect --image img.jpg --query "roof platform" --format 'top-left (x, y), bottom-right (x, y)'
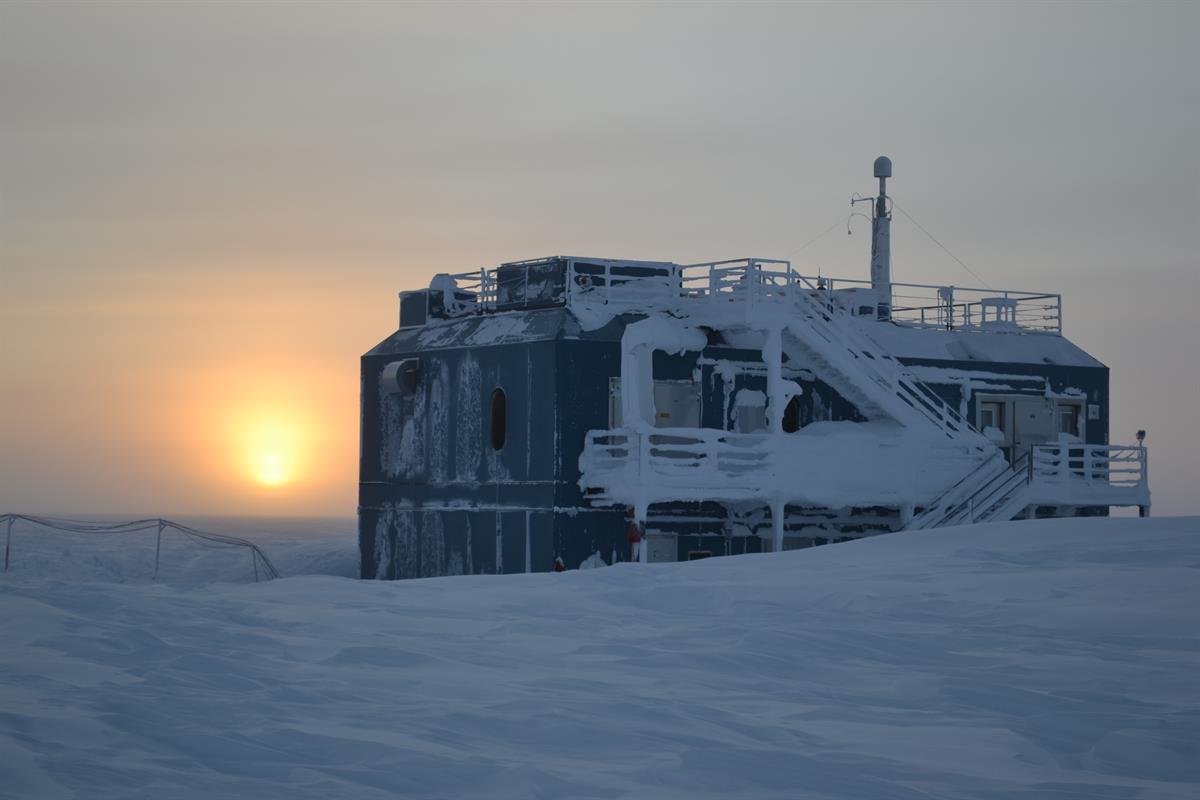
top-left (409, 256), bottom-right (1065, 340)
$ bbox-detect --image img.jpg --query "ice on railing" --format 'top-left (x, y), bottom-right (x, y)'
top-left (1031, 444), bottom-right (1148, 489)
top-left (429, 273), bottom-right (478, 317)
top-left (578, 284), bottom-right (997, 517)
top-left (1023, 443), bottom-right (1150, 510)
top-left (579, 421), bottom-right (989, 512)
top-left (813, 275), bottom-right (1062, 334)
top-left (426, 257), bottom-right (1063, 335)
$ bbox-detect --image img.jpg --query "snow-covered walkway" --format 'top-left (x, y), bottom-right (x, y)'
top-left (1, 517), bottom-right (1197, 799)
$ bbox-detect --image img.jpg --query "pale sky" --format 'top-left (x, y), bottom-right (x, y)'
top-left (2, 1), bottom-right (1197, 517)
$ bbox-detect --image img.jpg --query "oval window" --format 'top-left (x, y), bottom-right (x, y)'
top-left (490, 388), bottom-right (507, 450)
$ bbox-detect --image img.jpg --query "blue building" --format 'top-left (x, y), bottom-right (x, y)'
top-left (359, 159), bottom-right (1149, 579)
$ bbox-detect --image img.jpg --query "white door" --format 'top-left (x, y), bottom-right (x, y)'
top-left (644, 532), bottom-right (677, 563)
top-left (653, 381), bottom-right (701, 428)
top-left (1013, 397), bottom-right (1056, 462)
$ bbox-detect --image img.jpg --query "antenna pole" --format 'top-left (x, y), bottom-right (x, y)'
top-left (870, 156), bottom-right (893, 320)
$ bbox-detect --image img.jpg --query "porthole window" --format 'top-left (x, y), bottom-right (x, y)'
top-left (490, 388), bottom-right (507, 450)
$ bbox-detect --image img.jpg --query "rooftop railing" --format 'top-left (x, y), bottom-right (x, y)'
top-left (805, 274), bottom-right (1062, 334)
top-left (427, 257), bottom-right (1063, 335)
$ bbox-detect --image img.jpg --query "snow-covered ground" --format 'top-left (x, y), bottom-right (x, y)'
top-left (1, 516), bottom-right (1198, 799)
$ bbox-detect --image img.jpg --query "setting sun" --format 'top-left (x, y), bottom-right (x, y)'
top-left (191, 365), bottom-right (346, 510)
top-left (252, 449), bottom-right (291, 487)
top-left (238, 414), bottom-right (307, 489)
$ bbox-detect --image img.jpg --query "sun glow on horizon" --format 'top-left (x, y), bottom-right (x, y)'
top-left (252, 448), bottom-right (292, 487)
top-left (199, 366), bottom-right (343, 508)
top-left (237, 413), bottom-right (308, 489)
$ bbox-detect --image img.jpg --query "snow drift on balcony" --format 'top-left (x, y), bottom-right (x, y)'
top-left (579, 420), bottom-right (990, 511)
top-left (2, 516), bottom-right (1197, 799)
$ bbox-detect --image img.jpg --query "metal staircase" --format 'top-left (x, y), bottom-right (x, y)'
top-left (780, 285), bottom-right (983, 441)
top-left (570, 257), bottom-right (1004, 520)
top-left (774, 283), bottom-right (1040, 529)
top-left (675, 258), bottom-right (987, 444)
top-left (905, 451), bottom-right (1032, 530)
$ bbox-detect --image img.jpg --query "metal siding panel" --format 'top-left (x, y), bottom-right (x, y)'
top-left (528, 511), bottom-right (555, 573)
top-left (553, 339), bottom-right (621, 509)
top-left (501, 511), bottom-right (526, 575)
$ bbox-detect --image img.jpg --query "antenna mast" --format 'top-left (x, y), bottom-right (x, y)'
top-left (869, 156), bottom-right (893, 320)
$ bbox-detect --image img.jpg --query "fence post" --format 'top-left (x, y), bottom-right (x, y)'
top-left (154, 519), bottom-right (163, 580)
top-left (4, 515), bottom-right (12, 572)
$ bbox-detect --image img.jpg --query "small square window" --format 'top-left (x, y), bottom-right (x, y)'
top-left (1057, 405), bottom-right (1080, 437)
top-left (979, 401), bottom-right (1005, 432)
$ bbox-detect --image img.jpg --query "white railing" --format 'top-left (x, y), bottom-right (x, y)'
top-left (571, 257), bottom-right (978, 440)
top-left (563, 257), bottom-right (811, 314)
top-left (582, 427), bottom-right (773, 498)
top-left (566, 258), bottom-right (1062, 335)
top-left (429, 258), bottom-right (1063, 335)
top-left (565, 259), bottom-right (682, 311)
top-left (1031, 444), bottom-right (1148, 491)
top-left (443, 269), bottom-right (496, 312)
top-left (436, 257), bottom-right (584, 317)
top-left (585, 435), bottom-right (1152, 516)
top-left (685, 258), bottom-right (813, 306)
top-left (805, 275), bottom-right (1062, 334)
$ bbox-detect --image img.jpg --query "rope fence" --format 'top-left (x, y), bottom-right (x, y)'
top-left (1, 513), bottom-right (280, 582)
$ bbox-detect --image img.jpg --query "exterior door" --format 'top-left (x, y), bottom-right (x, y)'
top-left (644, 531), bottom-right (677, 563)
top-left (653, 381), bottom-right (701, 428)
top-left (1013, 397), bottom-right (1056, 463)
top-left (977, 399), bottom-right (1011, 462)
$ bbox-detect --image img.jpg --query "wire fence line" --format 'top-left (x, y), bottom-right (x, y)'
top-left (1, 513), bottom-right (280, 582)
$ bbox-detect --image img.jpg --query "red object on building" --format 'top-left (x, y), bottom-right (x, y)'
top-left (627, 520), bottom-right (643, 545)
top-left (552, 557), bottom-right (565, 572)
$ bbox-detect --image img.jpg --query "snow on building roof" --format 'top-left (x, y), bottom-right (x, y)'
top-left (855, 318), bottom-right (1105, 369)
top-left (367, 303), bottom-right (1105, 372)
top-left (365, 308), bottom-right (569, 356)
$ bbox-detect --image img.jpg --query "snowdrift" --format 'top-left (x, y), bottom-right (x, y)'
top-left (1, 516), bottom-right (1198, 799)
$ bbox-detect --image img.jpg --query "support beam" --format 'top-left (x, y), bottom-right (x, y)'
top-left (771, 501), bottom-right (785, 553)
top-left (763, 326), bottom-right (784, 434)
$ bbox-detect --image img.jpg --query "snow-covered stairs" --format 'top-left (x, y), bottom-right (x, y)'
top-left (780, 289), bottom-right (985, 442)
top-left (574, 258), bottom-right (1011, 523)
top-left (906, 452), bottom-right (1032, 530)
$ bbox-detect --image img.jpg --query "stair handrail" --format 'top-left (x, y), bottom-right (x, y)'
top-left (910, 451), bottom-right (1029, 529)
top-left (779, 266), bottom-right (980, 438)
top-left (964, 452), bottom-right (1031, 520)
